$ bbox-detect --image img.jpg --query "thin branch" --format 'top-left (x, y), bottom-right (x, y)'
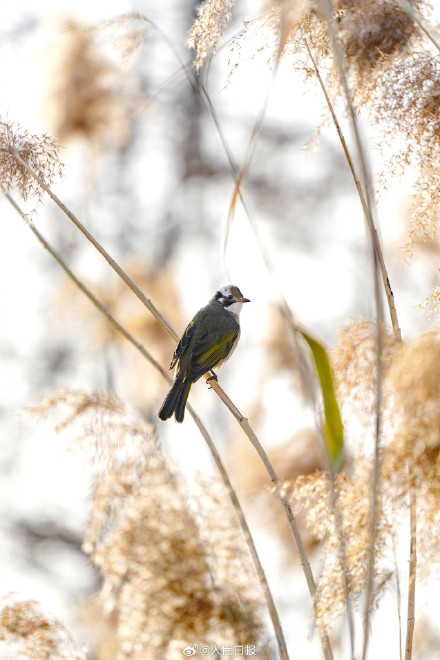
top-left (5, 192), bottom-right (289, 660)
top-left (404, 480), bottom-right (417, 660)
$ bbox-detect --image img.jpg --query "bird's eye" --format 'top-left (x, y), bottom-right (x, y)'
top-left (228, 294), bottom-right (233, 299)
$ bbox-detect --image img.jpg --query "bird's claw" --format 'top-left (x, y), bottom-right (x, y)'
top-left (207, 372), bottom-right (218, 388)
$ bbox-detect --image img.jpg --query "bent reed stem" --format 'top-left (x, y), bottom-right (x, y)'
top-left (12, 151), bottom-right (177, 342)
top-left (11, 120), bottom-right (333, 660)
top-left (12, 120), bottom-right (333, 660)
top-left (6, 192), bottom-right (289, 660)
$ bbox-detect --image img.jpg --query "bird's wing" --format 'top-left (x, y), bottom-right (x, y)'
top-left (189, 325), bottom-right (240, 381)
top-left (169, 306), bottom-right (211, 369)
top-left (169, 322), bottom-right (195, 370)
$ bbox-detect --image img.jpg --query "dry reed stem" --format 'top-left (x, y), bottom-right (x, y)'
top-left (230, 403), bottom-right (334, 660)
top-left (362, 329), bottom-right (383, 660)
top-left (11, 151), bottom-right (177, 341)
top-left (8, 152), bottom-right (334, 657)
top-left (183, 16), bottom-right (293, 296)
top-left (328, 485), bottom-right (356, 656)
top-left (301, 24), bottom-right (367, 659)
top-left (404, 484), bottom-right (417, 660)
top-left (221, 64), bottom-right (277, 267)
top-left (300, 34), bottom-right (364, 652)
top-left (301, 28), bottom-right (401, 343)
top-left (392, 535), bottom-right (403, 660)
top-left (5, 192), bottom-right (288, 660)
top-left (313, 4), bottom-right (402, 659)
top-left (194, 76), bottom-right (287, 316)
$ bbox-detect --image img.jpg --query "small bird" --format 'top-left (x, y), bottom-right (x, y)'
top-left (158, 284), bottom-right (250, 423)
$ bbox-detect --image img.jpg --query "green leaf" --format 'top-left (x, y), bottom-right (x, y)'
top-left (298, 327), bottom-right (344, 473)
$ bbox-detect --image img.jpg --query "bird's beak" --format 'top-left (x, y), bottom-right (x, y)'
top-left (240, 297), bottom-right (251, 303)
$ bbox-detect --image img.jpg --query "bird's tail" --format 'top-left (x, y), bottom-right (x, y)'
top-left (158, 374), bottom-right (192, 423)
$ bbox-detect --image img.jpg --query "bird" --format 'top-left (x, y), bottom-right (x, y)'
top-left (158, 284), bottom-right (250, 423)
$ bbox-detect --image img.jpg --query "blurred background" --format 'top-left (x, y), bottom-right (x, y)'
top-left (1, 0), bottom-right (440, 658)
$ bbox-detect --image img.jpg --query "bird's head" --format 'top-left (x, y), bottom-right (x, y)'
top-left (214, 284), bottom-right (250, 318)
